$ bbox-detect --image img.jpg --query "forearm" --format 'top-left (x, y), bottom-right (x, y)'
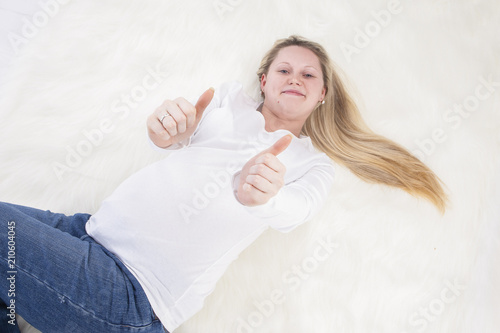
top-left (232, 162), bottom-right (335, 232)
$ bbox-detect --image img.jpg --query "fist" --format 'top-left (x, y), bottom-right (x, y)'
top-left (147, 87), bottom-right (214, 148)
top-left (236, 134), bottom-right (293, 206)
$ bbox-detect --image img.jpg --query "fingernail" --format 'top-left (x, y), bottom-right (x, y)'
top-left (209, 87), bottom-right (215, 92)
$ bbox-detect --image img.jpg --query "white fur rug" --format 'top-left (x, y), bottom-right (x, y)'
top-left (1, 0), bottom-right (499, 332)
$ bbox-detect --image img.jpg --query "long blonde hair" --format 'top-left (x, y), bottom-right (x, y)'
top-left (258, 35), bottom-right (447, 212)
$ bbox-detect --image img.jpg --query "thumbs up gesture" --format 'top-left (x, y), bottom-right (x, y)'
top-left (147, 88), bottom-right (215, 148)
top-left (236, 134), bottom-right (293, 206)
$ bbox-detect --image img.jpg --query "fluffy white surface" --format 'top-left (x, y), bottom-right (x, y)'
top-left (1, 0), bottom-right (499, 332)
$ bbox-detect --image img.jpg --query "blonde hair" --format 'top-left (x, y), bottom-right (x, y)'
top-left (257, 35), bottom-right (447, 212)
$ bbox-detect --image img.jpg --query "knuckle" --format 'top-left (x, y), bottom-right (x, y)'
top-left (177, 114), bottom-right (187, 124)
top-left (159, 130), bottom-right (170, 140)
top-left (247, 175), bottom-right (257, 185)
top-left (260, 154), bottom-right (270, 164)
top-left (151, 113), bottom-right (161, 123)
top-left (185, 106), bottom-right (196, 117)
top-left (257, 164), bottom-right (267, 174)
top-left (155, 127), bottom-right (164, 135)
top-left (267, 153), bottom-right (277, 163)
top-left (163, 99), bottom-right (175, 108)
top-left (164, 120), bottom-right (177, 129)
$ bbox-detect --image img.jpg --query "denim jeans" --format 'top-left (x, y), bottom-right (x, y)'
top-left (0, 202), bottom-right (167, 333)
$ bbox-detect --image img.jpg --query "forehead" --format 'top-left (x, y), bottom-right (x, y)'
top-left (273, 46), bottom-right (321, 69)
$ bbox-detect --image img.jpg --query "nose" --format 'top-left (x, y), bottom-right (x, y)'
top-left (288, 73), bottom-right (302, 85)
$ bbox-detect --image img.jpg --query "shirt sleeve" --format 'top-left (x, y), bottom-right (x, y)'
top-left (232, 160), bottom-right (335, 232)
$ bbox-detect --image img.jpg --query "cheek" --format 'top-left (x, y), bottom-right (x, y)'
top-left (266, 79), bottom-right (283, 97)
top-left (267, 76), bottom-right (280, 90)
top-left (309, 82), bottom-right (324, 99)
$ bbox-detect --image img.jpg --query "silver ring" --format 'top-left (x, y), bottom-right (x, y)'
top-left (159, 113), bottom-right (170, 123)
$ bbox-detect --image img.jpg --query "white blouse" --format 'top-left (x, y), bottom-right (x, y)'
top-left (85, 81), bottom-right (335, 331)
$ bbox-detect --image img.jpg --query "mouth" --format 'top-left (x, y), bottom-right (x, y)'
top-left (281, 89), bottom-right (305, 97)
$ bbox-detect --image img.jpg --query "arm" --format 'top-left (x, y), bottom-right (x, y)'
top-left (234, 135), bottom-right (335, 231)
top-left (234, 162), bottom-right (335, 232)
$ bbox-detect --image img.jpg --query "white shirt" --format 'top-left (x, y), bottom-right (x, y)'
top-left (85, 81), bottom-right (335, 331)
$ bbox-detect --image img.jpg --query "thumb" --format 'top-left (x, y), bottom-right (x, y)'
top-left (266, 134), bottom-right (293, 156)
top-left (195, 87), bottom-right (215, 120)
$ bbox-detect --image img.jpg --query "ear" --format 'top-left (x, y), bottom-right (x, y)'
top-left (260, 74), bottom-right (267, 94)
top-left (320, 86), bottom-right (326, 101)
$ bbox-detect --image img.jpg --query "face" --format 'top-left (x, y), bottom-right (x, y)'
top-left (261, 45), bottom-right (326, 123)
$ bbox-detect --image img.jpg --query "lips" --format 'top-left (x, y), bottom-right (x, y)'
top-left (282, 89), bottom-right (305, 97)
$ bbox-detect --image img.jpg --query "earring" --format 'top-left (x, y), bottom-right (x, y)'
top-left (321, 100), bottom-right (325, 105)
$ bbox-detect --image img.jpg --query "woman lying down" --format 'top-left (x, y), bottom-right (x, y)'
top-left (0, 35), bottom-right (446, 333)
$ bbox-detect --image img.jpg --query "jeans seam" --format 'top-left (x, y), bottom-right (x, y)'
top-left (11, 261), bottom-right (157, 330)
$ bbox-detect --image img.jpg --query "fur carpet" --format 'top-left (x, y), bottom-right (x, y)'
top-left (0, 0), bottom-right (499, 332)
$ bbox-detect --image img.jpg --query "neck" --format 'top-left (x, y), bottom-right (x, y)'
top-left (259, 104), bottom-right (304, 137)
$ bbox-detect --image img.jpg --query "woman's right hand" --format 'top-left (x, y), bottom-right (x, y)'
top-left (147, 87), bottom-right (214, 148)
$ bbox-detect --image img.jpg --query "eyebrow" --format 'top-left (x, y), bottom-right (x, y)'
top-left (276, 62), bottom-right (319, 71)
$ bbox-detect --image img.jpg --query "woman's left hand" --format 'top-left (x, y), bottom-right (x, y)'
top-left (236, 134), bottom-right (292, 206)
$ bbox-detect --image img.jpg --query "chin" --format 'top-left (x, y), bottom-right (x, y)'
top-left (276, 106), bottom-right (311, 121)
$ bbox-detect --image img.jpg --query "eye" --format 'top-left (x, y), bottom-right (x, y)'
top-left (304, 73), bottom-right (314, 78)
top-left (278, 69), bottom-right (289, 74)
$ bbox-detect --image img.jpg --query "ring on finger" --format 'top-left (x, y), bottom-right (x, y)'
top-left (159, 113), bottom-right (171, 123)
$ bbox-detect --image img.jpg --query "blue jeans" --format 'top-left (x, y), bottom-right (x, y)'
top-left (0, 202), bottom-right (167, 333)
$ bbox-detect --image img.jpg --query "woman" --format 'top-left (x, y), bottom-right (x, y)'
top-left (0, 35), bottom-right (446, 333)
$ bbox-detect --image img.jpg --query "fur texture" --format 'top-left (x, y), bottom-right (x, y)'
top-left (0, 0), bottom-right (499, 332)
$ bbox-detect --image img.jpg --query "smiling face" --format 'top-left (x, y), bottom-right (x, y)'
top-left (260, 46), bottom-right (326, 131)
